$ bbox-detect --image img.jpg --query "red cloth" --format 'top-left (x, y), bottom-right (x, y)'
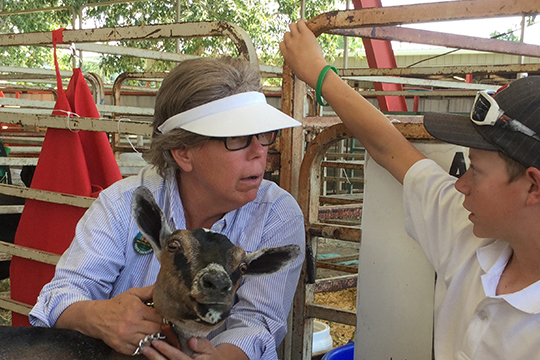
top-left (10, 29), bottom-right (122, 326)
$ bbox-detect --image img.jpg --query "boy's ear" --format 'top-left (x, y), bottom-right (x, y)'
top-left (171, 147), bottom-right (193, 172)
top-left (525, 167), bottom-right (540, 206)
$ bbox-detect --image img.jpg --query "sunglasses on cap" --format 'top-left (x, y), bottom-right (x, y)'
top-left (211, 130), bottom-right (279, 151)
top-left (470, 90), bottom-right (540, 142)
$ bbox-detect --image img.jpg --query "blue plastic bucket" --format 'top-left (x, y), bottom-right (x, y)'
top-left (321, 342), bottom-right (354, 360)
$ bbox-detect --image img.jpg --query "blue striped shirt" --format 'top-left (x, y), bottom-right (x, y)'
top-left (29, 166), bottom-right (305, 360)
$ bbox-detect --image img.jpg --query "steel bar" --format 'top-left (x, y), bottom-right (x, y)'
top-left (344, 76), bottom-right (501, 90)
top-left (0, 97), bottom-right (154, 117)
top-left (112, 72), bottom-right (167, 107)
top-left (307, 0), bottom-right (540, 36)
top-left (321, 160), bottom-right (364, 170)
top-left (0, 157), bottom-right (148, 169)
top-left (0, 184), bottom-right (94, 208)
top-left (317, 262), bottom-right (358, 273)
top-left (0, 112), bottom-right (152, 136)
top-left (314, 274), bottom-right (357, 293)
top-left (0, 298), bottom-right (31, 316)
top-left (340, 64), bottom-right (540, 78)
top-left (0, 66), bottom-right (104, 104)
top-left (356, 90), bottom-right (478, 97)
top-left (307, 223), bottom-right (362, 243)
top-left (318, 204), bottom-right (362, 219)
top-left (319, 196), bottom-right (362, 205)
top-left (0, 22), bottom-right (258, 66)
top-left (0, 205), bottom-right (23, 214)
top-left (319, 255), bottom-right (359, 264)
top-left (0, 240), bottom-right (60, 266)
top-left (0, 136), bottom-right (44, 146)
top-left (323, 176), bottom-right (363, 183)
top-left (0, 65), bottom-right (73, 78)
top-left (329, 26), bottom-right (540, 58)
top-left (305, 303), bottom-right (357, 326)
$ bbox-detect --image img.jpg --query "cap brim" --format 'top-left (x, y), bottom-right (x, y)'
top-left (423, 112), bottom-right (498, 151)
top-left (180, 102), bottom-right (301, 137)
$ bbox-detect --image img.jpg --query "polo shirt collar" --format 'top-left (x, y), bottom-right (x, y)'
top-left (477, 240), bottom-right (540, 314)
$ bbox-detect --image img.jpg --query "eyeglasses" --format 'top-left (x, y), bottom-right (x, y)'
top-left (211, 130), bottom-right (279, 151)
top-left (470, 90), bottom-right (540, 141)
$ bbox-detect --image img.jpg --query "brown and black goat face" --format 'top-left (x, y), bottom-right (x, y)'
top-left (131, 186), bottom-right (300, 337)
top-left (153, 228), bottom-right (245, 330)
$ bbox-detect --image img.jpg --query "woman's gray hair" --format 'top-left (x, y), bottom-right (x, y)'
top-left (148, 56), bottom-right (261, 178)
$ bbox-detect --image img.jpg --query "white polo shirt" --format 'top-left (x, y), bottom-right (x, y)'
top-left (403, 159), bottom-right (540, 360)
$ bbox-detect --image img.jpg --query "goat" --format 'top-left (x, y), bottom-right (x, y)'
top-left (0, 185), bottom-right (301, 359)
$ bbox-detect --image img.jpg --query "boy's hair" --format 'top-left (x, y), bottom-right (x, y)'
top-left (499, 152), bottom-right (527, 183)
top-left (148, 57), bottom-right (261, 178)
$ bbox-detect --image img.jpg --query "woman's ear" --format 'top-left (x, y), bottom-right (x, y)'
top-left (525, 167), bottom-right (540, 206)
top-left (171, 147), bottom-right (193, 172)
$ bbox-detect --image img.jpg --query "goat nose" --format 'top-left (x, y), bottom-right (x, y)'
top-left (200, 272), bottom-right (232, 293)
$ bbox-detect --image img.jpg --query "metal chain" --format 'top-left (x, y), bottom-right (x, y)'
top-left (132, 332), bottom-right (167, 356)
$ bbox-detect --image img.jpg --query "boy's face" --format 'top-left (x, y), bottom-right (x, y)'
top-left (454, 148), bottom-right (528, 239)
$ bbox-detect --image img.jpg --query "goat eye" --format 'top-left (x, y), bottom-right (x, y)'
top-left (167, 241), bottom-right (181, 252)
top-left (238, 263), bottom-right (248, 274)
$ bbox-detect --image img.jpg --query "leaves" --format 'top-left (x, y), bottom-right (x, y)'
top-left (0, 0), bottom-right (355, 85)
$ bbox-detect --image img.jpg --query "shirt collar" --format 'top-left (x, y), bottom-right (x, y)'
top-left (163, 174), bottom-right (233, 233)
top-left (164, 174), bottom-right (185, 230)
top-left (478, 240), bottom-right (540, 314)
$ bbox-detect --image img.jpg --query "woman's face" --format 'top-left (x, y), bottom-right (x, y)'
top-left (176, 135), bottom-right (268, 213)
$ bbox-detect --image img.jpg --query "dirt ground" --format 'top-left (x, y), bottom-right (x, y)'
top-left (314, 239), bottom-right (359, 347)
top-left (315, 288), bottom-right (356, 347)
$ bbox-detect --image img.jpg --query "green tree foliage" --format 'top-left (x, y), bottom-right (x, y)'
top-left (0, 0), bottom-right (74, 69)
top-left (490, 29), bottom-right (520, 42)
top-left (490, 16), bottom-right (537, 42)
top-left (0, 0), bottom-right (362, 84)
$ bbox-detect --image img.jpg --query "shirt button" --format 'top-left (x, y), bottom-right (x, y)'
top-left (478, 310), bottom-right (488, 320)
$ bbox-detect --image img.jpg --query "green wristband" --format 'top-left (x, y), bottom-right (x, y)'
top-left (316, 65), bottom-right (338, 106)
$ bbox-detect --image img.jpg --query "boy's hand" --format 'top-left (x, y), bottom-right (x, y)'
top-left (280, 19), bottom-right (329, 88)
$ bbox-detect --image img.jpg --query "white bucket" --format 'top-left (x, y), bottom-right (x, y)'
top-left (312, 320), bottom-right (333, 353)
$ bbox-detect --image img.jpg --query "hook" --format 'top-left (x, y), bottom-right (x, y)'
top-left (69, 43), bottom-right (83, 68)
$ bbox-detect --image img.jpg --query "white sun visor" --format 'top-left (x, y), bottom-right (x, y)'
top-left (157, 91), bottom-right (301, 137)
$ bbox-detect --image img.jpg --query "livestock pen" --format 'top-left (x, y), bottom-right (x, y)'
top-left (1, 1), bottom-right (540, 359)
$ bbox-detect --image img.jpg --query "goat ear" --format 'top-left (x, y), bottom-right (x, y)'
top-left (243, 244), bottom-right (301, 276)
top-left (131, 186), bottom-right (172, 260)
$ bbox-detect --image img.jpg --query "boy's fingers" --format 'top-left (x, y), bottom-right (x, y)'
top-left (288, 22), bottom-right (297, 34)
top-left (297, 18), bottom-right (307, 32)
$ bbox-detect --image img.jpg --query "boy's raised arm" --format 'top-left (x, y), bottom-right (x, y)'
top-left (280, 19), bottom-right (426, 183)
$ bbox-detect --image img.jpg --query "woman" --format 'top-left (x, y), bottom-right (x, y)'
top-left (29, 57), bottom-right (305, 360)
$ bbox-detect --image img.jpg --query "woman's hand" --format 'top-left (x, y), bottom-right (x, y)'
top-left (98, 286), bottom-right (164, 354)
top-left (280, 19), bottom-right (329, 88)
top-left (55, 285), bottom-right (164, 355)
top-left (143, 338), bottom-right (248, 360)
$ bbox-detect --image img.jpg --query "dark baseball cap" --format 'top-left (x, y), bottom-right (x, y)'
top-left (423, 76), bottom-right (540, 169)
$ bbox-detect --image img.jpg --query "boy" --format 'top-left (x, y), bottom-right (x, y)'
top-left (281, 19), bottom-right (540, 359)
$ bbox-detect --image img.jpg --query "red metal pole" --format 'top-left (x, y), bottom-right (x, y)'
top-left (351, 0), bottom-right (408, 112)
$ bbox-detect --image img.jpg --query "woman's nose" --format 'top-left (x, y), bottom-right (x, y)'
top-left (247, 135), bottom-right (267, 157)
